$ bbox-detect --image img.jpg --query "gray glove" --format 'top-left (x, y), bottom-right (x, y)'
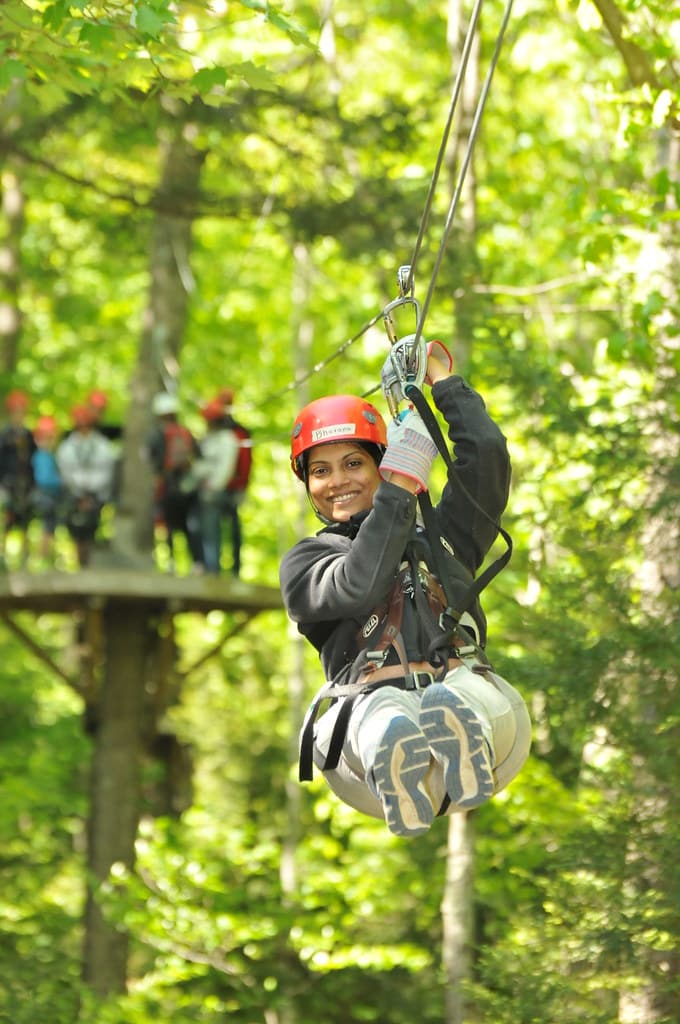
top-left (379, 409), bottom-right (438, 493)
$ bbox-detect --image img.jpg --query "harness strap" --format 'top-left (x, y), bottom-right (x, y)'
top-left (405, 383), bottom-right (513, 626)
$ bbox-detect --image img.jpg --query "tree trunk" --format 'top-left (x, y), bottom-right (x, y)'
top-left (442, 812), bottom-right (475, 1024)
top-left (0, 157), bottom-right (25, 377)
top-left (112, 109), bottom-right (206, 564)
top-left (82, 604), bottom-right (151, 995)
top-left (617, 121), bottom-right (680, 1024)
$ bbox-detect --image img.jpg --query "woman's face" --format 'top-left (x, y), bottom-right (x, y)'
top-left (306, 442), bottom-right (381, 522)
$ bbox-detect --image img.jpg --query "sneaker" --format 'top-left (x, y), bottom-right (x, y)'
top-left (419, 684), bottom-right (494, 809)
top-left (368, 716), bottom-right (435, 837)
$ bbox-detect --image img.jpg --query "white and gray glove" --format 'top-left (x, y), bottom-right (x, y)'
top-left (379, 409), bottom-right (439, 493)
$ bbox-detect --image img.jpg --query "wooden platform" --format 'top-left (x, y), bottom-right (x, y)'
top-left (0, 569), bottom-right (283, 615)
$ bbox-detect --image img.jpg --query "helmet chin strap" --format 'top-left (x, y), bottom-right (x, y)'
top-left (307, 490), bottom-right (334, 526)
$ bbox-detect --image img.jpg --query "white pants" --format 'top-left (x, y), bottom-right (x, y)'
top-left (312, 661), bottom-right (531, 820)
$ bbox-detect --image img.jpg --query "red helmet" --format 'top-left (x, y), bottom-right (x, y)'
top-left (71, 404), bottom-right (96, 428)
top-left (290, 395), bottom-right (387, 479)
top-left (88, 389), bottom-right (108, 410)
top-left (35, 415), bottom-right (58, 438)
top-left (201, 399), bottom-right (225, 422)
top-left (5, 389), bottom-right (29, 412)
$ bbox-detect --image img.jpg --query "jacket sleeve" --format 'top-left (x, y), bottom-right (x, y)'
top-left (280, 480), bottom-right (416, 624)
top-left (431, 375), bottom-right (511, 574)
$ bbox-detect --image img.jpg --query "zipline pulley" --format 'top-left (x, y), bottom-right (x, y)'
top-left (381, 265), bottom-right (428, 421)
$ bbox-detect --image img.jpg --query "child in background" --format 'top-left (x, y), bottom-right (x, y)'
top-left (31, 416), bottom-right (64, 567)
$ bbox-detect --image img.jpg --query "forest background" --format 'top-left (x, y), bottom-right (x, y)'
top-left (0, 1), bottom-right (678, 1023)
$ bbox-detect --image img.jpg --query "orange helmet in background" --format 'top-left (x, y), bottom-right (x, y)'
top-left (5, 389), bottom-right (29, 412)
top-left (290, 395), bottom-right (387, 480)
top-left (201, 398), bottom-right (225, 422)
top-left (35, 415), bottom-right (58, 439)
top-left (71, 404), bottom-right (96, 428)
top-left (88, 389), bottom-right (108, 410)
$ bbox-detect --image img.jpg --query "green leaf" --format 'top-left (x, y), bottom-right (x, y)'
top-left (0, 59), bottom-right (27, 89)
top-left (230, 61), bottom-right (278, 92)
top-left (238, 0), bottom-right (317, 50)
top-left (264, 8), bottom-right (318, 49)
top-left (78, 21), bottom-right (115, 50)
top-left (41, 1), bottom-right (71, 32)
top-left (641, 290), bottom-right (664, 320)
top-left (192, 66), bottom-right (228, 93)
top-left (606, 330), bottom-right (628, 362)
top-left (133, 3), bottom-right (171, 38)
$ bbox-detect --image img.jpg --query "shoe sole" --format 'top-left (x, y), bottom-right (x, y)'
top-left (371, 716), bottom-right (434, 837)
top-left (419, 685), bottom-right (494, 809)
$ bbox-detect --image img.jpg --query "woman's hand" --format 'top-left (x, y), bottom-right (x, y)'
top-left (425, 340), bottom-right (453, 386)
top-left (379, 409), bottom-right (439, 493)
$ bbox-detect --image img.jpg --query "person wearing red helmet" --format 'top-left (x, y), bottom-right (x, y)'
top-left (0, 389), bottom-right (36, 568)
top-left (85, 390), bottom-right (122, 441)
top-left (31, 416), bottom-right (64, 565)
top-left (190, 396), bottom-right (249, 575)
top-left (280, 346), bottom-right (531, 838)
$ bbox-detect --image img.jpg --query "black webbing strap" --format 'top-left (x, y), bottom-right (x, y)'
top-left (404, 383), bottom-right (513, 623)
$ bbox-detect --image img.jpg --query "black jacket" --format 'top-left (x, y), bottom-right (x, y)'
top-left (279, 375), bottom-right (511, 683)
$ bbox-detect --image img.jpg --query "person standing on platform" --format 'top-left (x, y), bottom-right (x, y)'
top-left (0, 389), bottom-right (36, 570)
top-left (31, 415), bottom-right (64, 567)
top-left (147, 392), bottom-right (203, 573)
top-left (56, 405), bottom-right (117, 567)
top-left (191, 398), bottom-right (243, 576)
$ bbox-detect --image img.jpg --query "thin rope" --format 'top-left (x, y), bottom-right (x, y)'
top-left (404, 0), bottom-right (484, 297)
top-left (244, 309), bottom-right (384, 410)
top-left (413, 0), bottom-right (516, 348)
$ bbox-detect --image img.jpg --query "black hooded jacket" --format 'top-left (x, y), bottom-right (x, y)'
top-left (279, 375), bottom-right (511, 684)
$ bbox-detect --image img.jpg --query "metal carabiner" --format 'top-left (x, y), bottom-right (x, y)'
top-left (382, 264), bottom-right (421, 346)
top-left (383, 333), bottom-right (428, 419)
top-left (381, 265), bottom-right (427, 419)
top-left (382, 294), bottom-right (421, 346)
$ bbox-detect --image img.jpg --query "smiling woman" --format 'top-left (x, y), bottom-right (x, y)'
top-left (279, 345), bottom-right (532, 838)
top-left (306, 442), bottom-right (383, 523)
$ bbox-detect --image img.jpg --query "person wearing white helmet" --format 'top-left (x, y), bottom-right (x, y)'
top-left (279, 344), bottom-right (531, 838)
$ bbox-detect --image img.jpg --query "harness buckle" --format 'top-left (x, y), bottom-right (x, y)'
top-left (364, 649), bottom-right (389, 669)
top-left (438, 607), bottom-right (459, 632)
top-left (404, 671), bottom-right (434, 691)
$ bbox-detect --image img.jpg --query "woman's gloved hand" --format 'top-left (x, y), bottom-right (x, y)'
top-left (379, 409), bottom-right (439, 493)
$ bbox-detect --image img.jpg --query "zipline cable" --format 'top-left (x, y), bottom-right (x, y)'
top-left (403, 0), bottom-right (484, 297)
top-left (411, 0), bottom-right (516, 348)
top-left (240, 0), bottom-right (515, 417)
